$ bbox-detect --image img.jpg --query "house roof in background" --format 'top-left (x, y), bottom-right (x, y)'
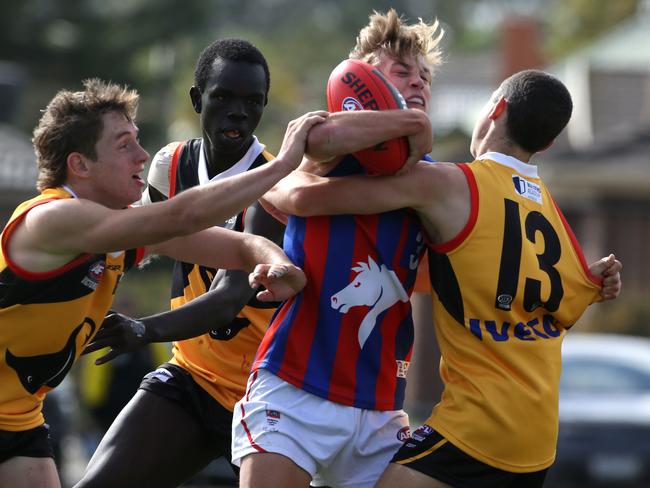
top-left (542, 127), bottom-right (650, 200)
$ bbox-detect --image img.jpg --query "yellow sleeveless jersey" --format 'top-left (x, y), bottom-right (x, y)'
top-left (425, 152), bottom-right (602, 472)
top-left (144, 139), bottom-right (279, 411)
top-left (0, 188), bottom-right (143, 431)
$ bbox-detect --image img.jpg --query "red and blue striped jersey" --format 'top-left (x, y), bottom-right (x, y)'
top-left (252, 156), bottom-right (426, 410)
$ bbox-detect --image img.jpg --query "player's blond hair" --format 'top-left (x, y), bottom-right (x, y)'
top-left (350, 9), bottom-right (444, 73)
top-left (33, 78), bottom-right (139, 190)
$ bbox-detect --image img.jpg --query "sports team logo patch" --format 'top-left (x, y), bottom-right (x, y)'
top-left (496, 293), bottom-right (513, 310)
top-left (265, 409), bottom-right (281, 426)
top-left (397, 426), bottom-right (411, 441)
top-left (330, 256), bottom-right (409, 348)
top-left (342, 96), bottom-right (364, 111)
top-left (512, 175), bottom-right (542, 204)
top-left (411, 424), bottom-right (434, 442)
top-left (81, 261), bottom-right (105, 290)
top-left (396, 359), bottom-right (410, 378)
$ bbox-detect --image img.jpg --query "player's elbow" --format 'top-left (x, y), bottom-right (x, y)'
top-left (286, 186), bottom-right (323, 216)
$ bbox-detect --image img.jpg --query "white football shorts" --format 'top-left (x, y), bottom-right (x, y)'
top-left (232, 369), bottom-right (410, 488)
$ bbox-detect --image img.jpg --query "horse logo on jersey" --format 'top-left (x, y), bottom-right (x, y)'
top-left (331, 256), bottom-right (409, 348)
top-left (5, 318), bottom-right (97, 394)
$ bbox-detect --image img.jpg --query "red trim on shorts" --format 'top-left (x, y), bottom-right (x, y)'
top-left (1, 198), bottom-right (93, 280)
top-left (427, 163), bottom-right (478, 254)
top-left (240, 408), bottom-right (267, 454)
top-left (246, 370), bottom-right (258, 401)
top-left (240, 370), bottom-right (267, 453)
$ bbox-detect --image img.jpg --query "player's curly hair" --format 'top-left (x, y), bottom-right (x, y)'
top-left (32, 78), bottom-right (138, 190)
top-left (350, 9), bottom-right (444, 74)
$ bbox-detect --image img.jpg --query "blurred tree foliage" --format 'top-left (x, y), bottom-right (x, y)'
top-left (1, 0), bottom-right (641, 154)
top-left (0, 0), bottom-right (445, 156)
top-left (545, 0), bottom-right (640, 57)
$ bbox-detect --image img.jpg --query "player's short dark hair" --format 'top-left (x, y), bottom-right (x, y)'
top-left (496, 69), bottom-right (573, 153)
top-left (194, 38), bottom-right (270, 97)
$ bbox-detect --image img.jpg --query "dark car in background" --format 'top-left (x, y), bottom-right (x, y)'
top-left (546, 333), bottom-right (650, 488)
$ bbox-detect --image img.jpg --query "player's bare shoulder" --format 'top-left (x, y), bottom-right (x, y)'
top-left (408, 161), bottom-right (469, 222)
top-left (149, 141), bottom-right (180, 176)
top-left (411, 161), bottom-right (464, 196)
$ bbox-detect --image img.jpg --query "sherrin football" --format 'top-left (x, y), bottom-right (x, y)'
top-left (326, 58), bottom-right (409, 175)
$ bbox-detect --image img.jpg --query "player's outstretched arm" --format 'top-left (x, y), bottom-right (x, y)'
top-left (266, 160), bottom-right (449, 217)
top-left (83, 202), bottom-right (292, 364)
top-left (84, 263), bottom-right (304, 365)
top-left (9, 112), bottom-right (327, 272)
top-left (148, 224), bottom-right (286, 272)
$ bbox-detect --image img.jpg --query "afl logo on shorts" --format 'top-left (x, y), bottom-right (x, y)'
top-left (342, 96), bottom-right (364, 111)
top-left (397, 426), bottom-right (411, 442)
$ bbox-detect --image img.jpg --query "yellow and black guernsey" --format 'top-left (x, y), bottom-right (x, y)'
top-left (143, 138), bottom-right (278, 411)
top-left (0, 188), bottom-right (143, 431)
top-left (424, 152), bottom-right (602, 473)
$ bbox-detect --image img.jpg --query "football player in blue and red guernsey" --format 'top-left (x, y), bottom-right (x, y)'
top-left (233, 9), bottom-right (443, 488)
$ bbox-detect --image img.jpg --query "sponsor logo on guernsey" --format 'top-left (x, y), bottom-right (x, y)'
top-left (396, 359), bottom-right (410, 378)
top-left (496, 294), bottom-right (513, 310)
top-left (468, 314), bottom-right (562, 342)
top-left (144, 367), bottom-right (174, 383)
top-left (512, 175), bottom-right (542, 204)
top-left (342, 96), bottom-right (364, 111)
top-left (81, 261), bottom-right (105, 290)
top-left (397, 426), bottom-right (411, 442)
top-left (225, 215), bottom-right (237, 226)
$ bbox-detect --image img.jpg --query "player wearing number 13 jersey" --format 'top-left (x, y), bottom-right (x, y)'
top-left (271, 70), bottom-right (622, 488)
top-left (422, 152), bottom-right (601, 472)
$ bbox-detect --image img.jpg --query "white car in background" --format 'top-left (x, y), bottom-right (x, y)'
top-left (546, 333), bottom-right (650, 487)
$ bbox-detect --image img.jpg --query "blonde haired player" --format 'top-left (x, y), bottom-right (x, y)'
top-left (234, 9), bottom-right (445, 488)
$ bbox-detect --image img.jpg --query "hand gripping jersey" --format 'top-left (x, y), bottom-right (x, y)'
top-left (253, 155), bottom-right (426, 411)
top-left (425, 152), bottom-right (602, 472)
top-left (0, 188), bottom-right (143, 431)
top-left (143, 137), bottom-right (279, 411)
